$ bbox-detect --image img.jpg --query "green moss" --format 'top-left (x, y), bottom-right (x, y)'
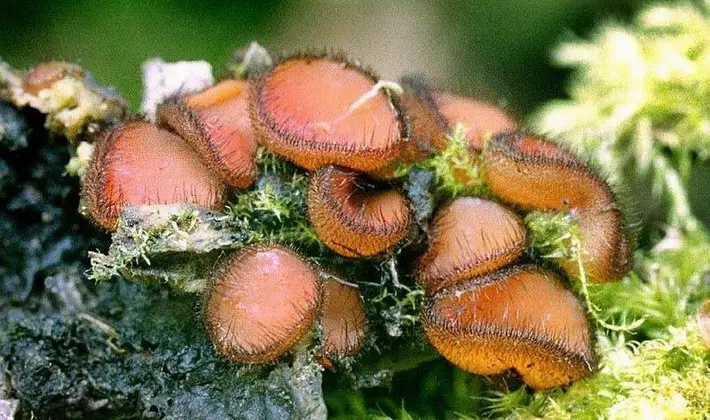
top-left (398, 123), bottom-right (488, 199)
top-left (531, 1), bottom-right (710, 233)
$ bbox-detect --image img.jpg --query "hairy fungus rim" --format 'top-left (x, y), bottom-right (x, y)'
top-left (156, 82), bottom-right (257, 189)
top-left (423, 264), bottom-right (596, 369)
top-left (203, 244), bottom-right (321, 364)
top-left (82, 120), bottom-right (226, 231)
top-left (308, 165), bottom-right (412, 237)
top-left (415, 197), bottom-right (528, 292)
top-left (249, 51), bottom-right (408, 171)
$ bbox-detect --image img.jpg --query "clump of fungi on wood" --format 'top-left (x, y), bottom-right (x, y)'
top-left (30, 49), bottom-right (633, 390)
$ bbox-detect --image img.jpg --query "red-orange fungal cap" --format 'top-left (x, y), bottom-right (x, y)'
top-left (204, 245), bottom-right (321, 364)
top-left (157, 79), bottom-right (258, 189)
top-left (435, 93), bottom-right (516, 152)
top-left (423, 264), bottom-right (596, 390)
top-left (415, 197), bottom-right (527, 295)
top-left (249, 53), bottom-right (406, 172)
top-left (483, 131), bottom-right (607, 211)
top-left (319, 276), bottom-right (367, 359)
top-left (397, 76), bottom-right (450, 162)
top-left (82, 121), bottom-right (226, 230)
top-left (367, 77), bottom-right (450, 180)
top-left (23, 61), bottom-right (85, 95)
top-left (307, 165), bottom-right (412, 258)
top-left (482, 132), bottom-right (631, 283)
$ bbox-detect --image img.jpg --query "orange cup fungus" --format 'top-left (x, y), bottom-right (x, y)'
top-left (249, 53), bottom-right (406, 172)
top-left (23, 61), bottom-right (84, 95)
top-left (319, 277), bottom-right (368, 359)
top-left (435, 93), bottom-right (516, 152)
top-left (369, 81), bottom-right (516, 179)
top-left (415, 197), bottom-right (527, 295)
top-left (203, 246), bottom-right (321, 363)
top-left (82, 121), bottom-right (225, 230)
top-left (307, 165), bottom-right (412, 258)
top-left (74, 49), bottom-right (636, 391)
top-left (422, 265), bottom-right (595, 390)
top-left (396, 76), bottom-right (450, 163)
top-left (483, 132), bottom-right (631, 283)
top-left (157, 79), bottom-right (258, 189)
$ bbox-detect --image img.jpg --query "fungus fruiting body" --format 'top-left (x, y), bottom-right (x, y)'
top-left (423, 265), bottom-right (595, 390)
top-left (204, 246), bottom-right (321, 363)
top-left (157, 79), bottom-right (257, 189)
top-left (396, 76), bottom-right (449, 163)
top-left (82, 121), bottom-right (225, 230)
top-left (415, 197), bottom-right (527, 294)
top-left (435, 93), bottom-right (516, 151)
top-left (22, 61), bottom-right (84, 95)
top-left (483, 132), bottom-right (631, 283)
top-left (367, 77), bottom-right (450, 180)
top-left (250, 54), bottom-right (405, 172)
top-left (72, 48), bottom-right (636, 392)
top-left (319, 277), bottom-right (367, 359)
top-left (307, 165), bottom-right (412, 258)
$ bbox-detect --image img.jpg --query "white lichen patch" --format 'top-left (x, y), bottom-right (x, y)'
top-left (141, 58), bottom-right (214, 120)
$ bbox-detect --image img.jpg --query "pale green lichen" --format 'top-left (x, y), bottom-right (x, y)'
top-left (64, 141), bottom-right (94, 176)
top-left (531, 1), bottom-right (710, 232)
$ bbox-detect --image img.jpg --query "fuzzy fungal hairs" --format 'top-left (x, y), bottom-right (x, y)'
top-left (483, 131), bottom-right (631, 283)
top-left (249, 53), bottom-right (406, 172)
top-left (415, 197), bottom-right (528, 294)
top-left (203, 246), bottom-right (321, 363)
top-left (307, 165), bottom-right (412, 258)
top-left (82, 121), bottom-right (225, 231)
top-left (319, 276), bottom-right (368, 359)
top-left (157, 79), bottom-right (258, 189)
top-left (422, 265), bottom-right (596, 390)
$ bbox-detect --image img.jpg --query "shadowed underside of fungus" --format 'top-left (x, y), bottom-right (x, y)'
top-left (157, 79), bottom-right (258, 189)
top-left (307, 165), bottom-right (412, 258)
top-left (423, 265), bottom-right (596, 390)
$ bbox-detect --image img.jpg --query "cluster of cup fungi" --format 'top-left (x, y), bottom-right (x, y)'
top-left (25, 50), bottom-right (632, 390)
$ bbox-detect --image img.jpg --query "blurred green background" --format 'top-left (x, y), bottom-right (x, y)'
top-left (0, 0), bottom-right (659, 114)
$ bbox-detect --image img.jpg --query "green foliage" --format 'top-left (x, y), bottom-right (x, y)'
top-left (525, 211), bottom-right (580, 260)
top-left (398, 123), bottom-right (488, 199)
top-left (531, 1), bottom-right (710, 232)
top-left (586, 231), bottom-right (710, 340)
top-left (224, 148), bottom-right (319, 248)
